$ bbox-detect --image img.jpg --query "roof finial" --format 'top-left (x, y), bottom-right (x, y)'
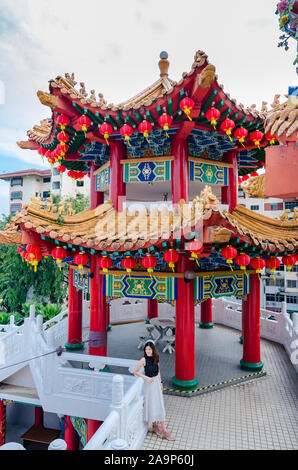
top-left (159, 51), bottom-right (169, 78)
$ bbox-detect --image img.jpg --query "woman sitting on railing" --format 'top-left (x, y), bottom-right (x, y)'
top-left (134, 340), bottom-right (175, 441)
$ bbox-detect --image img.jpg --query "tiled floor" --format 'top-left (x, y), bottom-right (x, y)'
top-left (140, 330), bottom-right (298, 450)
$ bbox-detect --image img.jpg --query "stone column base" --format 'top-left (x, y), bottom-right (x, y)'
top-left (172, 376), bottom-right (199, 391)
top-left (65, 342), bottom-right (84, 351)
top-left (240, 359), bottom-right (264, 372)
top-left (199, 322), bottom-right (214, 329)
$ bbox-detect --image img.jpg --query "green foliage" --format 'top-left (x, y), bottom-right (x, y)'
top-left (50, 192), bottom-right (90, 214)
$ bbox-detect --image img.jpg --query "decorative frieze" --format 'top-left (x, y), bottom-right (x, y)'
top-left (104, 274), bottom-right (177, 300)
top-left (194, 273), bottom-right (250, 301)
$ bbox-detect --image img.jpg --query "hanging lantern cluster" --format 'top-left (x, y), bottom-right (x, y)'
top-left (52, 247), bottom-right (67, 270)
top-left (68, 170), bottom-right (87, 180)
top-left (23, 244), bottom-right (43, 272)
top-left (163, 249), bottom-right (179, 272)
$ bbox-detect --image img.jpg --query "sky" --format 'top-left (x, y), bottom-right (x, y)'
top-left (0, 0), bottom-right (297, 215)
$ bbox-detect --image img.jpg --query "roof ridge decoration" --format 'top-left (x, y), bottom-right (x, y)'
top-left (264, 89), bottom-right (298, 138)
top-left (241, 175), bottom-right (265, 198)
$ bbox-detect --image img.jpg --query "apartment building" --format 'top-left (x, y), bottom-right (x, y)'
top-left (0, 168), bottom-right (90, 215)
top-left (238, 189), bottom-right (298, 313)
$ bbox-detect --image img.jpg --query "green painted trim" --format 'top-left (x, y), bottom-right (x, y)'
top-left (199, 322), bottom-right (214, 329)
top-left (240, 359), bottom-right (264, 372)
top-left (145, 318), bottom-right (150, 324)
top-left (107, 325), bottom-right (112, 332)
top-left (239, 335), bottom-right (243, 344)
top-left (172, 376), bottom-right (199, 391)
top-left (65, 342), bottom-right (84, 351)
top-left (100, 365), bottom-right (110, 373)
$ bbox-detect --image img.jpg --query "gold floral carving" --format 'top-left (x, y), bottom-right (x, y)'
top-left (37, 91), bottom-right (58, 109)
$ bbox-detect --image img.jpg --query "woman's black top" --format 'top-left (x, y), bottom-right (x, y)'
top-left (144, 356), bottom-right (159, 378)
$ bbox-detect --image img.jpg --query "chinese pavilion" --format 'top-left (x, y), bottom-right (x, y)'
top-left (1, 50), bottom-right (298, 443)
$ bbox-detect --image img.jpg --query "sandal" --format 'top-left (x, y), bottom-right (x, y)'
top-left (161, 430), bottom-right (176, 441)
top-left (151, 423), bottom-right (162, 436)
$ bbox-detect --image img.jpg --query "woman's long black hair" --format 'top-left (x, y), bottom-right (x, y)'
top-left (144, 342), bottom-right (159, 365)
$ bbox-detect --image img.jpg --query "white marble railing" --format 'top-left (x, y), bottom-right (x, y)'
top-left (213, 298), bottom-right (298, 373)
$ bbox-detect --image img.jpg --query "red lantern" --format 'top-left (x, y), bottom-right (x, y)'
top-left (99, 123), bottom-right (113, 146)
top-left (250, 256), bottom-right (266, 273)
top-left (186, 241), bottom-right (204, 267)
top-left (57, 115), bottom-right (70, 133)
top-left (250, 171), bottom-right (259, 177)
top-left (238, 177), bottom-right (243, 184)
top-left (235, 253), bottom-right (251, 271)
top-left (205, 107), bottom-right (220, 130)
top-left (38, 147), bottom-right (46, 158)
top-left (120, 124), bottom-right (134, 146)
top-left (163, 249), bottom-right (179, 271)
top-left (98, 255), bottom-right (113, 273)
top-left (265, 131), bottom-right (277, 145)
top-left (220, 119), bottom-right (235, 142)
top-left (57, 165), bottom-right (66, 174)
top-left (121, 256), bottom-right (136, 273)
top-left (26, 244), bottom-right (41, 257)
top-left (266, 256), bottom-right (280, 275)
top-left (52, 247), bottom-right (67, 269)
top-left (78, 115), bottom-right (91, 137)
top-left (242, 174), bottom-right (249, 181)
top-left (74, 253), bottom-right (89, 270)
top-left (180, 97), bottom-right (194, 121)
top-left (138, 120), bottom-right (152, 143)
top-left (234, 127), bottom-right (248, 147)
top-left (31, 251), bottom-right (43, 272)
top-left (158, 113), bottom-right (172, 137)
top-left (142, 254), bottom-right (157, 273)
top-left (250, 130), bottom-right (264, 149)
top-left (282, 254), bottom-right (296, 271)
top-left (56, 143), bottom-right (69, 159)
top-left (57, 132), bottom-right (70, 146)
top-left (221, 245), bottom-right (237, 264)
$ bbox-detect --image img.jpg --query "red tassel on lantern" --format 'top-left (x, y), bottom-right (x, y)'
top-left (179, 97), bottom-right (194, 121)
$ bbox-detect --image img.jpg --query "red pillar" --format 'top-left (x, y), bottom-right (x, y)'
top-left (240, 273), bottom-right (264, 371)
top-left (172, 254), bottom-right (198, 390)
top-left (171, 137), bottom-right (189, 204)
top-left (64, 416), bottom-right (79, 451)
top-left (199, 298), bottom-right (214, 328)
top-left (34, 407), bottom-right (43, 427)
top-left (65, 267), bottom-right (83, 350)
top-left (0, 401), bottom-right (6, 446)
top-left (90, 162), bottom-right (104, 210)
top-left (87, 253), bottom-right (107, 439)
top-left (221, 150), bottom-right (238, 213)
top-left (109, 141), bottom-right (126, 212)
top-left (147, 299), bottom-right (158, 321)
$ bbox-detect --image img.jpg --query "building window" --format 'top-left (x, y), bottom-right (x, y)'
top-left (11, 177), bottom-right (23, 186)
top-left (52, 181), bottom-right (61, 190)
top-left (287, 280), bottom-right (297, 288)
top-left (291, 265), bottom-right (298, 273)
top-left (42, 191), bottom-right (50, 200)
top-left (250, 205), bottom-right (259, 211)
top-left (286, 295), bottom-right (297, 304)
top-left (10, 204), bottom-right (22, 214)
top-left (266, 279), bottom-right (284, 287)
top-left (11, 191), bottom-right (22, 200)
top-left (76, 181), bottom-right (84, 187)
top-left (43, 177), bottom-right (51, 183)
top-left (285, 201), bottom-right (298, 212)
top-left (52, 168), bottom-right (60, 176)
